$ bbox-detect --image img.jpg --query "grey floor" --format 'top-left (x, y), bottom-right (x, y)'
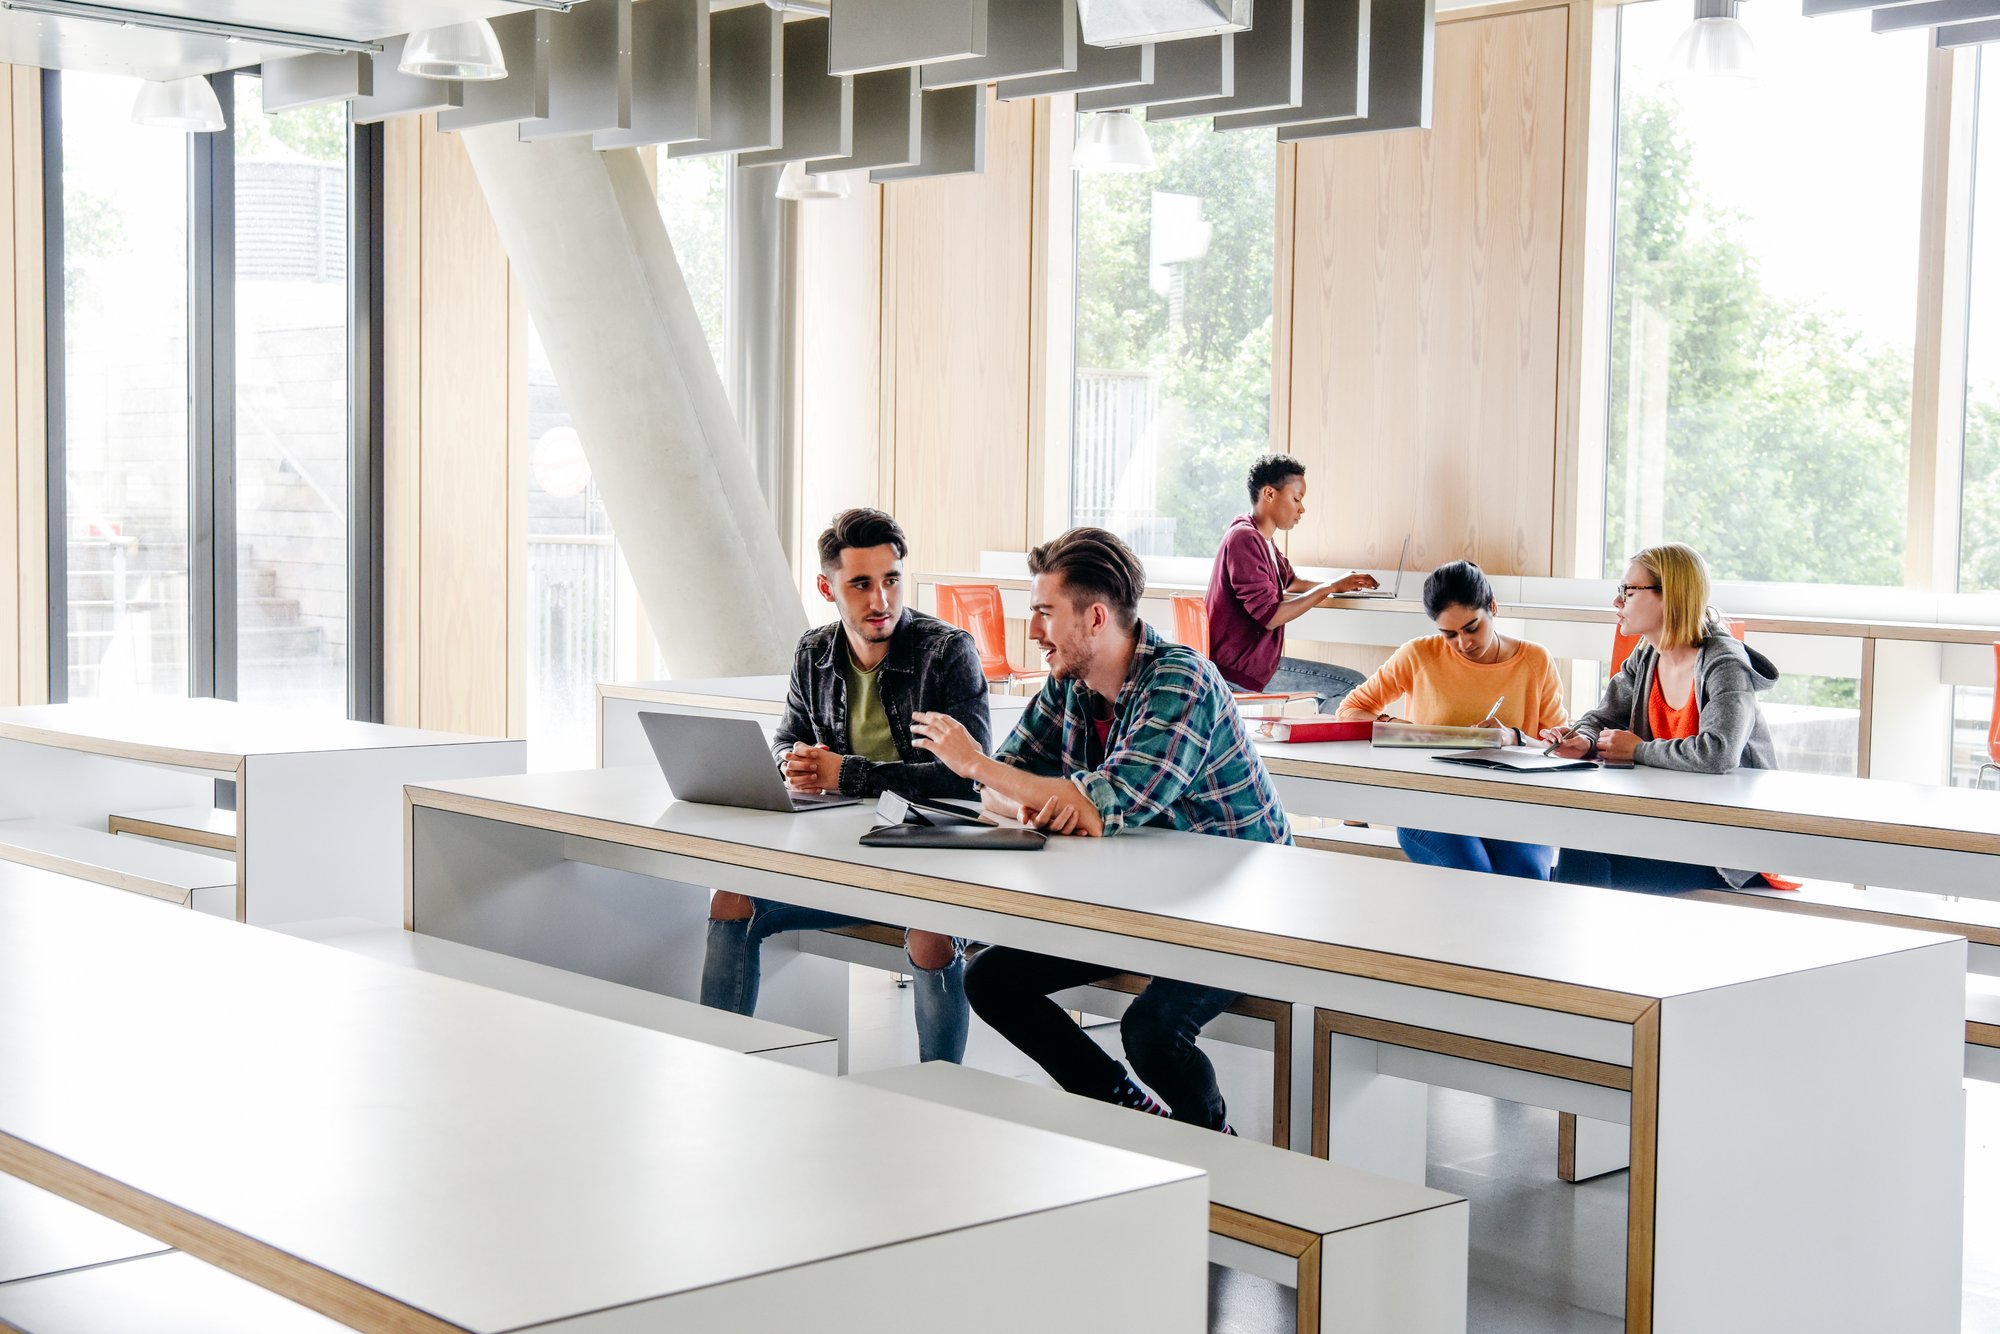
top-left (846, 969), bottom-right (2000, 1333)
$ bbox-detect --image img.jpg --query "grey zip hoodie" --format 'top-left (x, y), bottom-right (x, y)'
top-left (1571, 632), bottom-right (1780, 774)
top-left (1569, 631), bottom-right (1780, 889)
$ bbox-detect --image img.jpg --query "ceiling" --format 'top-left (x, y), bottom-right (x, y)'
top-left (0, 1), bottom-right (553, 80)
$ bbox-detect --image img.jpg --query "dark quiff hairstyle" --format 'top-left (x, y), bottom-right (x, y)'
top-left (1027, 527), bottom-right (1146, 631)
top-left (1245, 453), bottom-right (1307, 505)
top-left (817, 507), bottom-right (908, 571)
top-left (1421, 560), bottom-right (1497, 620)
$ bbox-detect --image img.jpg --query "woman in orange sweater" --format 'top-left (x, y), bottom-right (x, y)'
top-left (1336, 561), bottom-right (1569, 879)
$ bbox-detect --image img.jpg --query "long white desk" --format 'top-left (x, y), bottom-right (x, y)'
top-left (0, 876), bottom-right (1208, 1333)
top-left (0, 699), bottom-right (523, 923)
top-left (405, 766), bottom-right (1967, 1334)
top-left (1258, 738), bottom-right (2000, 912)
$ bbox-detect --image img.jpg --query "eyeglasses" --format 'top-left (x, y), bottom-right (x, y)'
top-left (1614, 583), bottom-right (1660, 598)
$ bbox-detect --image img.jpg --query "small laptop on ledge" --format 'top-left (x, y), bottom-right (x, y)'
top-left (1336, 534), bottom-right (1412, 600)
top-left (639, 712), bottom-right (858, 813)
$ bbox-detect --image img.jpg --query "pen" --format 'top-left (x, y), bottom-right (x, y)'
top-left (1542, 725), bottom-right (1572, 757)
top-left (1484, 696), bottom-right (1506, 724)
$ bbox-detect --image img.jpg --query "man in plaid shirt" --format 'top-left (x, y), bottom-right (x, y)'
top-left (912, 527), bottom-right (1289, 1133)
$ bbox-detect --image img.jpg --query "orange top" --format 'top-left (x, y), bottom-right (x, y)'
top-left (1335, 636), bottom-right (1568, 734)
top-left (1647, 673), bottom-right (1700, 741)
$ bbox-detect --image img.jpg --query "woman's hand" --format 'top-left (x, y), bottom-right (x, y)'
top-left (1595, 729), bottom-right (1641, 765)
top-left (1540, 726), bottom-right (1592, 759)
top-left (1331, 573), bottom-right (1379, 595)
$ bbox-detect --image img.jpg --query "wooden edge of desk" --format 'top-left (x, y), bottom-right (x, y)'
top-left (403, 785), bottom-right (1657, 1025)
top-left (1263, 755), bottom-right (2000, 858)
top-left (1210, 1206), bottom-right (1323, 1334)
top-left (0, 1132), bottom-right (469, 1334)
top-left (1313, 1010), bottom-right (1633, 1092)
top-left (1969, 1021), bottom-right (2000, 1049)
top-left (1293, 832), bottom-right (1409, 862)
top-left (105, 814), bottom-right (238, 855)
top-left (1625, 1005), bottom-right (1662, 1334)
top-left (1681, 888), bottom-right (2000, 948)
top-left (0, 723), bottom-right (241, 775)
top-left (0, 845), bottom-right (195, 907)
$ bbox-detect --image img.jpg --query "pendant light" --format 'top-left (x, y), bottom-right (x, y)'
top-left (400, 19), bottom-right (509, 81)
top-left (1073, 110), bottom-right (1155, 173)
top-left (775, 161), bottom-right (852, 201)
top-left (1669, 0), bottom-right (1757, 82)
top-left (130, 75), bottom-right (226, 132)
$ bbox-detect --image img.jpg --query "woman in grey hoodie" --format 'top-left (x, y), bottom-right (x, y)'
top-left (1542, 543), bottom-right (1782, 892)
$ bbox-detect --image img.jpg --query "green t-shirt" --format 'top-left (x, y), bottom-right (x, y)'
top-left (841, 647), bottom-right (899, 763)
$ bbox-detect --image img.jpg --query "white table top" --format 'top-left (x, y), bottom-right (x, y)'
top-left (409, 767), bottom-right (1954, 1011)
top-left (1260, 739), bottom-right (2000, 857)
top-left (0, 878), bottom-right (1199, 1334)
top-left (0, 699), bottom-right (510, 771)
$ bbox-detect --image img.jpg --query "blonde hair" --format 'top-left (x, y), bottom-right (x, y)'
top-left (1631, 543), bottom-right (1725, 650)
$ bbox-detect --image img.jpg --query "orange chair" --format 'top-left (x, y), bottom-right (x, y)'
top-left (1609, 618), bottom-right (1744, 677)
top-left (1981, 643), bottom-right (1999, 789)
top-left (933, 583), bottom-right (1047, 689)
top-left (1170, 594), bottom-right (1319, 716)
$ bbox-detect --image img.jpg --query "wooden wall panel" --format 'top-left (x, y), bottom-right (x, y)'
top-left (3, 67), bottom-right (44, 707)
top-left (384, 115), bottom-right (523, 738)
top-left (796, 181), bottom-right (884, 581)
top-left (1284, 4), bottom-right (1570, 579)
top-left (885, 89), bottom-right (1037, 576)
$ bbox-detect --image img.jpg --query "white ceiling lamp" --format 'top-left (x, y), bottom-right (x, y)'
top-left (130, 75), bottom-right (225, 132)
top-left (775, 161), bottom-right (852, 200)
top-left (1669, 0), bottom-right (1757, 82)
top-left (400, 19), bottom-right (509, 82)
top-left (1073, 110), bottom-right (1154, 172)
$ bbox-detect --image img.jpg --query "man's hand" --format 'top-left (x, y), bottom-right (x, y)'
top-left (910, 711), bottom-right (984, 775)
top-left (1025, 787), bottom-right (1101, 837)
top-left (781, 742), bottom-right (843, 792)
top-left (1595, 729), bottom-right (1641, 765)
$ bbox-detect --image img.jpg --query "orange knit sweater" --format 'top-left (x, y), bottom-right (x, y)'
top-left (1335, 636), bottom-right (1569, 734)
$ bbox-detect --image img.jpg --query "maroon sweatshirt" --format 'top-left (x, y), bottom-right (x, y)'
top-left (1204, 514), bottom-right (1292, 691)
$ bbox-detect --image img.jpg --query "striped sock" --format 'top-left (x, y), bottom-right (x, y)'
top-left (1104, 1074), bottom-right (1170, 1117)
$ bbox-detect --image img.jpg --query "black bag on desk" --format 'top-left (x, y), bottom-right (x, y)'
top-left (858, 792), bottom-right (1048, 851)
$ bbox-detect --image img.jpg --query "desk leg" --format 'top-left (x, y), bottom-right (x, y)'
top-left (1557, 1112), bottom-right (1630, 1182)
top-left (1310, 1022), bottom-right (1427, 1184)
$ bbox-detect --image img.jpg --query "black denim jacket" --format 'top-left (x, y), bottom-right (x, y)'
top-left (771, 609), bottom-right (991, 800)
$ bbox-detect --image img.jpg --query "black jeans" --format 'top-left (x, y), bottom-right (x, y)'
top-left (965, 947), bottom-right (1241, 1129)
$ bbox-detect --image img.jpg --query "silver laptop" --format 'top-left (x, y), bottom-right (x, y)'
top-left (1339, 535), bottom-right (1412, 600)
top-left (639, 712), bottom-right (858, 812)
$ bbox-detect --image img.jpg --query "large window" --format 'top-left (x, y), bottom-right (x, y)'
top-left (1962, 51), bottom-right (2000, 595)
top-left (1069, 118), bottom-right (1276, 557)
top-left (53, 70), bottom-right (368, 715)
top-left (1603, 3), bottom-right (1928, 587)
top-left (526, 155), bottom-right (729, 769)
top-left (233, 75), bottom-right (351, 715)
top-left (59, 73), bottom-right (191, 701)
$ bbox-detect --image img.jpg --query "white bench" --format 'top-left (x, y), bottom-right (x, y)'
top-left (0, 1251), bottom-right (351, 1333)
top-left (0, 817), bottom-right (236, 915)
top-left (853, 1062), bottom-right (1468, 1334)
top-left (106, 804), bottom-right (238, 854)
top-left (276, 919), bottom-right (839, 1073)
top-left (802, 923), bottom-right (1298, 1145)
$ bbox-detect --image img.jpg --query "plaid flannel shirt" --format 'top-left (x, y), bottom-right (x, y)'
top-left (995, 623), bottom-right (1292, 845)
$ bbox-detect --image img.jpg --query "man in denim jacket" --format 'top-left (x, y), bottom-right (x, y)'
top-left (699, 508), bottom-right (991, 1062)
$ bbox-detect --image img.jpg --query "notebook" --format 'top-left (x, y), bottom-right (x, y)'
top-left (1434, 747), bottom-right (1598, 774)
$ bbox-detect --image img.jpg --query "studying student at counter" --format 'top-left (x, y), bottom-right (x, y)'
top-left (701, 508), bottom-right (990, 1064)
top-left (912, 527), bottom-right (1289, 1133)
top-left (1542, 542), bottom-right (1786, 893)
top-left (1203, 453), bottom-right (1379, 711)
top-left (1335, 561), bottom-right (1570, 879)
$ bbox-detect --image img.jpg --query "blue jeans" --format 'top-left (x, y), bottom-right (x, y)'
top-left (1397, 828), bottom-right (1555, 880)
top-left (965, 947), bottom-right (1240, 1130)
top-left (1552, 850), bottom-right (1729, 893)
top-left (1264, 657), bottom-right (1365, 713)
top-left (701, 898), bottom-right (969, 1063)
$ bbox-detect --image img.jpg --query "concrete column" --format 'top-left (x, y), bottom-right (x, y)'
top-left (461, 127), bottom-right (805, 677)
